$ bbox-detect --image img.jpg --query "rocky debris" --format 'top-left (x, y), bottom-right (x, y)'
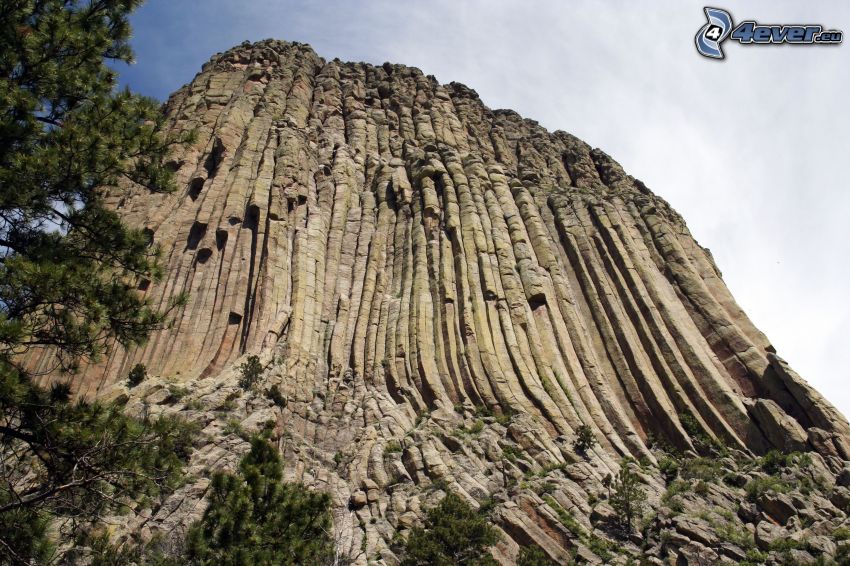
top-left (757, 492), bottom-right (797, 525)
top-left (33, 39), bottom-right (850, 564)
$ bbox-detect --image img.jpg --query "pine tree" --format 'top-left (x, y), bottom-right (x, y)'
top-left (401, 492), bottom-right (499, 566)
top-left (0, 1), bottom-right (194, 562)
top-left (186, 436), bottom-right (335, 566)
top-left (572, 424), bottom-right (597, 456)
top-left (609, 459), bottom-right (646, 532)
top-left (237, 355), bottom-right (263, 390)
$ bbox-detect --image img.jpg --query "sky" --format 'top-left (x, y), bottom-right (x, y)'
top-left (119, 0), bottom-right (850, 417)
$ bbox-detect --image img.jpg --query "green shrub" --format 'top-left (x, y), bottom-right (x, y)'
top-left (679, 411), bottom-right (702, 438)
top-left (661, 479), bottom-right (690, 504)
top-left (166, 384), bottom-right (188, 402)
top-left (475, 404), bottom-right (514, 426)
top-left (679, 411), bottom-right (728, 455)
top-left (680, 456), bottom-right (722, 482)
top-left (716, 518), bottom-right (755, 549)
top-left (223, 418), bottom-right (244, 438)
top-left (572, 425), bottom-right (597, 456)
top-left (658, 456), bottom-right (679, 482)
top-left (127, 363), bottom-right (147, 388)
top-left (833, 526), bottom-right (850, 541)
top-left (544, 496), bottom-right (618, 561)
top-left (238, 355), bottom-right (263, 390)
top-left (739, 548), bottom-right (768, 566)
top-left (187, 436), bottom-right (334, 565)
top-left (517, 545), bottom-right (556, 565)
top-left (768, 537), bottom-right (804, 552)
top-left (469, 419), bottom-right (485, 434)
top-left (837, 541), bottom-right (850, 566)
top-left (400, 492), bottom-right (499, 565)
top-left (384, 440), bottom-right (403, 455)
top-left (265, 384), bottom-right (287, 407)
top-left (757, 450), bottom-right (812, 474)
top-left (494, 411), bottom-right (514, 426)
top-left (218, 390), bottom-right (240, 411)
top-left (610, 460), bottom-right (646, 532)
top-left (744, 476), bottom-right (791, 501)
top-left (501, 445), bottom-right (522, 464)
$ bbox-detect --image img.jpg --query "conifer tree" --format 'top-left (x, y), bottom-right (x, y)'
top-left (401, 492), bottom-right (499, 566)
top-left (609, 459), bottom-right (646, 532)
top-left (0, 1), bottom-right (195, 562)
top-left (186, 436), bottom-right (335, 566)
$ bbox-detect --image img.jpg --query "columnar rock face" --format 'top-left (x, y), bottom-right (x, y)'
top-left (32, 40), bottom-right (850, 563)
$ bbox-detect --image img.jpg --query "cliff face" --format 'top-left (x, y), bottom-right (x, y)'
top-left (34, 40), bottom-right (850, 563)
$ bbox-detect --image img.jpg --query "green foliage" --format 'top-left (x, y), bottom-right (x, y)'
top-left (166, 384), bottom-right (188, 402)
top-left (679, 411), bottom-right (702, 438)
top-left (127, 363), bottom-right (147, 387)
top-left (0, 1), bottom-right (194, 560)
top-left (223, 418), bottom-right (245, 438)
top-left (680, 456), bottom-right (723, 482)
top-left (456, 419), bottom-right (485, 437)
top-left (0, 363), bottom-right (198, 561)
top-left (609, 460), bottom-right (646, 532)
top-left (536, 461), bottom-right (569, 478)
top-left (739, 548), bottom-right (769, 566)
top-left (572, 424), bottom-right (597, 456)
top-left (715, 518), bottom-right (756, 550)
top-left (678, 411), bottom-right (728, 455)
top-left (0, 493), bottom-right (52, 564)
top-left (745, 475), bottom-right (791, 501)
top-left (384, 440), bottom-right (403, 455)
top-left (187, 436), bottom-right (335, 565)
top-left (474, 404), bottom-right (514, 426)
top-left (501, 444), bottom-right (522, 464)
top-left (544, 495), bottom-right (616, 561)
top-left (265, 384), bottom-right (286, 407)
top-left (238, 355), bottom-right (263, 390)
top-left (756, 450), bottom-right (812, 475)
top-left (544, 496), bottom-right (584, 538)
top-left (74, 532), bottom-right (180, 566)
top-left (658, 455), bottom-right (679, 482)
top-left (517, 545), bottom-right (557, 566)
top-left (661, 479), bottom-right (690, 506)
top-left (218, 390), bottom-right (240, 411)
top-left (837, 539), bottom-right (850, 566)
top-left (400, 492), bottom-right (499, 566)
top-left (0, 0), bottom-right (191, 369)
top-left (494, 410), bottom-right (514, 426)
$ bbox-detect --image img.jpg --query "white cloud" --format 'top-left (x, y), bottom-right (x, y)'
top-left (124, 0), bottom-right (850, 416)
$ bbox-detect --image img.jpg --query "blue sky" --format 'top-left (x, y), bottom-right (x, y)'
top-left (120, 0), bottom-right (850, 416)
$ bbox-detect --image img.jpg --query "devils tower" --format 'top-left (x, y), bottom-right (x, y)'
top-left (30, 40), bottom-right (850, 564)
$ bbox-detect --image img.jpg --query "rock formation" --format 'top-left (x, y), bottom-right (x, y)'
top-left (29, 40), bottom-right (850, 564)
